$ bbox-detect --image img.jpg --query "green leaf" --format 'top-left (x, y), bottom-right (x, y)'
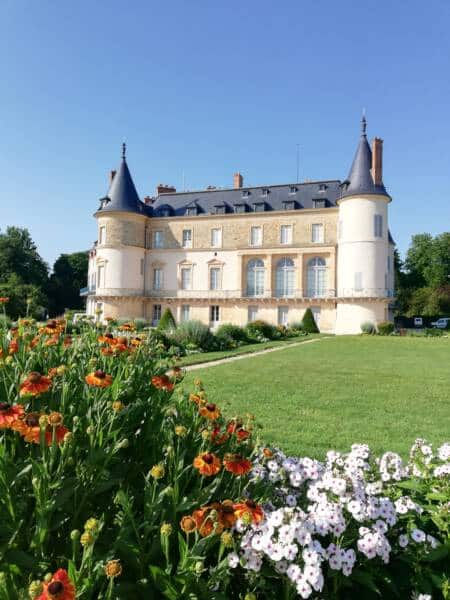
top-left (149, 565), bottom-right (180, 600)
top-left (422, 544), bottom-right (449, 562)
top-left (351, 570), bottom-right (381, 595)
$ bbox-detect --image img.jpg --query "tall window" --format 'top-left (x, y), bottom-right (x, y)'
top-left (152, 304), bottom-right (162, 324)
top-left (311, 223), bottom-right (324, 243)
top-left (354, 272), bottom-right (363, 291)
top-left (182, 229), bottom-right (192, 248)
top-left (278, 306), bottom-right (289, 326)
top-left (210, 267), bottom-right (220, 290)
top-left (211, 228), bottom-right (222, 248)
top-left (280, 225), bottom-right (292, 244)
top-left (153, 231), bottom-right (163, 248)
top-left (248, 306), bottom-right (258, 322)
top-left (387, 255), bottom-right (391, 272)
top-left (338, 220), bottom-right (343, 239)
top-left (275, 257), bottom-right (295, 297)
top-left (140, 259), bottom-right (144, 276)
top-left (306, 257), bottom-right (326, 297)
top-left (250, 226), bottom-right (262, 246)
top-left (99, 226), bottom-right (106, 244)
top-left (97, 265), bottom-right (105, 288)
top-left (181, 305), bottom-right (190, 321)
top-left (181, 267), bottom-right (192, 290)
top-left (374, 214), bottom-right (383, 238)
top-left (247, 259), bottom-right (265, 296)
top-left (153, 268), bottom-right (163, 290)
top-left (210, 305), bottom-right (220, 323)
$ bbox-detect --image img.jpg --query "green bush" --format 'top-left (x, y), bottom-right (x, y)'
top-left (289, 321), bottom-right (304, 332)
top-left (133, 318), bottom-right (148, 331)
top-left (157, 308), bottom-right (176, 332)
top-left (377, 321), bottom-right (395, 336)
top-left (215, 323), bottom-right (248, 344)
top-left (425, 327), bottom-right (444, 337)
top-left (302, 308), bottom-right (319, 333)
top-left (245, 319), bottom-right (278, 341)
top-left (172, 319), bottom-right (215, 350)
top-left (361, 321), bottom-right (376, 334)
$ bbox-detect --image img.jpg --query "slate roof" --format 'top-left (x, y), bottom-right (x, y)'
top-left (151, 180), bottom-right (342, 217)
top-left (341, 116), bottom-right (389, 199)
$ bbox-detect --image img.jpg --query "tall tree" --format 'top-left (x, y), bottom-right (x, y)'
top-left (47, 252), bottom-right (89, 316)
top-left (0, 227), bottom-right (49, 286)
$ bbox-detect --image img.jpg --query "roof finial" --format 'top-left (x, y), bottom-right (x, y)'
top-left (122, 142), bottom-right (126, 160)
top-left (361, 109), bottom-right (367, 136)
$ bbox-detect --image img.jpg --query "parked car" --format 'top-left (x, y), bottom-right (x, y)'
top-left (430, 317), bottom-right (450, 329)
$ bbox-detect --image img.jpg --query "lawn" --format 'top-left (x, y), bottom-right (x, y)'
top-left (178, 334), bottom-right (320, 366)
top-left (183, 336), bottom-right (449, 458)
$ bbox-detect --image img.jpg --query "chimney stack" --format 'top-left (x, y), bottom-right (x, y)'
top-left (371, 138), bottom-right (383, 186)
top-left (233, 172), bottom-right (243, 189)
top-left (109, 170), bottom-right (116, 185)
top-left (156, 183), bottom-right (176, 195)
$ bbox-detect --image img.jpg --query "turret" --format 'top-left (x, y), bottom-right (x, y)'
top-left (335, 116), bottom-right (393, 334)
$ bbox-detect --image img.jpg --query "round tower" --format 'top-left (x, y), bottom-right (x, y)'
top-left (335, 117), bottom-right (393, 334)
top-left (90, 144), bottom-right (148, 322)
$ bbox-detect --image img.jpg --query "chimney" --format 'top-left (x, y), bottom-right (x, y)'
top-left (371, 138), bottom-right (383, 186)
top-left (109, 170), bottom-right (116, 185)
top-left (143, 196), bottom-right (155, 205)
top-left (156, 183), bottom-right (176, 195)
top-left (233, 172), bottom-right (243, 189)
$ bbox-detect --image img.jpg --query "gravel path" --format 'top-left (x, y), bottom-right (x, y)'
top-left (184, 337), bottom-right (326, 371)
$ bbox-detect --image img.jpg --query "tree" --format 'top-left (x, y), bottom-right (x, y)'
top-left (0, 227), bottom-right (49, 287)
top-left (0, 274), bottom-right (47, 320)
top-left (302, 308), bottom-right (319, 333)
top-left (157, 308), bottom-right (176, 331)
top-left (404, 233), bottom-right (450, 289)
top-left (47, 252), bottom-right (89, 316)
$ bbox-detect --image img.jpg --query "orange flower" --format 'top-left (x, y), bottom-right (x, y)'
top-left (0, 297), bottom-right (9, 303)
top-left (85, 370), bottom-right (113, 387)
top-left (180, 515), bottom-right (197, 533)
top-left (98, 333), bottom-right (117, 345)
top-left (39, 320), bottom-right (64, 336)
top-left (233, 499), bottom-right (264, 524)
top-left (30, 336), bottom-right (40, 348)
top-left (211, 426), bottom-right (230, 445)
top-left (130, 336), bottom-right (142, 347)
top-left (0, 402), bottom-right (24, 428)
top-left (192, 504), bottom-right (223, 536)
top-left (44, 423), bottom-right (69, 446)
top-left (193, 452), bottom-right (221, 476)
top-left (235, 428), bottom-right (250, 442)
top-left (263, 447), bottom-right (274, 458)
top-left (113, 343), bottom-right (129, 354)
top-left (223, 453), bottom-right (252, 476)
top-left (48, 368), bottom-right (58, 378)
top-left (199, 402), bottom-right (220, 420)
top-left (118, 322), bottom-right (135, 332)
top-left (8, 339), bottom-right (19, 354)
top-left (45, 334), bottom-right (60, 347)
top-left (12, 412), bottom-right (41, 441)
top-left (101, 347), bottom-right (114, 356)
top-left (63, 335), bottom-right (72, 347)
top-left (151, 375), bottom-right (174, 392)
top-left (218, 500), bottom-right (237, 528)
top-left (20, 372), bottom-right (52, 397)
top-left (37, 568), bottom-right (75, 600)
top-left (0, 347), bottom-right (3, 359)
top-left (189, 393), bottom-right (203, 405)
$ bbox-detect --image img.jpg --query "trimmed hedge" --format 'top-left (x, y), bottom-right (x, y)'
top-left (302, 308), bottom-right (319, 333)
top-left (157, 308), bottom-right (176, 332)
top-left (245, 320), bottom-right (279, 340)
top-left (377, 321), bottom-right (394, 336)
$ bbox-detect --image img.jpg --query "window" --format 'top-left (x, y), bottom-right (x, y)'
top-left (234, 203), bottom-right (246, 213)
top-left (250, 226), bottom-right (262, 246)
top-left (354, 272), bottom-right (363, 291)
top-left (186, 206), bottom-right (197, 216)
top-left (160, 207), bottom-right (171, 217)
top-left (181, 305), bottom-right (190, 321)
top-left (153, 268), bottom-right (163, 290)
top-left (278, 306), bottom-right (289, 326)
top-left (312, 199), bottom-right (326, 209)
top-left (140, 258), bottom-right (144, 276)
top-left (312, 223), bottom-right (324, 243)
top-left (248, 306), bottom-right (258, 322)
top-left (289, 186), bottom-right (297, 195)
top-left (338, 220), bottom-right (343, 239)
top-left (374, 214), bottom-right (383, 238)
top-left (180, 267), bottom-right (191, 290)
top-left (211, 228), bottom-right (222, 248)
top-left (210, 305), bottom-right (220, 323)
top-left (152, 304), bottom-right (162, 324)
top-left (318, 184), bottom-right (327, 192)
top-left (247, 259), bottom-right (265, 296)
top-left (253, 202), bottom-right (265, 212)
top-left (214, 205), bottom-right (226, 215)
top-left (97, 264), bottom-right (105, 288)
top-left (210, 267), bottom-right (220, 290)
top-left (242, 190), bottom-right (250, 198)
top-left (387, 255), bottom-right (391, 272)
top-left (182, 229), bottom-right (192, 248)
top-left (153, 231), bottom-right (163, 248)
top-left (261, 188), bottom-right (269, 197)
top-left (99, 226), bottom-right (106, 244)
top-left (280, 225), bottom-right (292, 244)
top-left (276, 257), bottom-right (295, 297)
top-left (306, 257), bottom-right (326, 297)
top-left (283, 200), bottom-right (296, 210)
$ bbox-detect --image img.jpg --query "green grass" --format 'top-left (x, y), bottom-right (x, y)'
top-left (183, 336), bottom-right (449, 458)
top-left (178, 335), bottom-right (321, 366)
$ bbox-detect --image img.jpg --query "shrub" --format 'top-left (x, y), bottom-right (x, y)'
top-left (245, 319), bottom-right (278, 341)
top-left (302, 308), bottom-right (319, 333)
top-left (425, 327), bottom-right (444, 337)
top-left (289, 321), bottom-right (304, 332)
top-left (172, 319), bottom-right (215, 350)
top-left (361, 320), bottom-right (376, 334)
top-left (157, 308), bottom-right (176, 332)
top-left (377, 321), bottom-right (395, 336)
top-left (215, 323), bottom-right (248, 344)
top-left (133, 318), bottom-right (148, 331)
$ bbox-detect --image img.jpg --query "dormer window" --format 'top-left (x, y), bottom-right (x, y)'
top-left (99, 196), bottom-right (110, 209)
top-left (312, 199), bottom-right (326, 209)
top-left (261, 188), bottom-right (269, 197)
top-left (242, 190), bottom-right (250, 198)
top-left (283, 200), bottom-right (296, 211)
top-left (186, 206), bottom-right (198, 216)
top-left (253, 202), bottom-right (265, 212)
top-left (158, 204), bottom-right (172, 217)
top-left (234, 203), bottom-right (247, 214)
top-left (214, 204), bottom-right (226, 215)
top-left (318, 184), bottom-right (327, 192)
top-left (289, 186), bottom-right (297, 195)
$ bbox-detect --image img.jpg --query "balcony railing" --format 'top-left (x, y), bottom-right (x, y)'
top-left (79, 286), bottom-right (96, 297)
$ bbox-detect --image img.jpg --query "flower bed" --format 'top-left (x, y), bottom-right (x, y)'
top-left (0, 319), bottom-right (448, 599)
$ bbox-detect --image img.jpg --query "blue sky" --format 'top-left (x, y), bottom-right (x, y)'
top-left (1, 0), bottom-right (449, 267)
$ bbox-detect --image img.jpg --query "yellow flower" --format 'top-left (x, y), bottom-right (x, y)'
top-left (220, 531), bottom-right (234, 547)
top-left (104, 559), bottom-right (122, 579)
top-left (160, 522), bottom-right (172, 536)
top-left (112, 401), bottom-right (124, 412)
top-left (150, 464), bottom-right (165, 480)
top-left (84, 518), bottom-right (99, 533)
top-left (80, 531), bottom-right (94, 547)
top-left (175, 425), bottom-right (187, 437)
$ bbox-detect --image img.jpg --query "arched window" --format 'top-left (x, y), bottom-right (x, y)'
top-left (306, 257), bottom-right (327, 297)
top-left (275, 257), bottom-right (295, 297)
top-left (247, 259), bottom-right (265, 296)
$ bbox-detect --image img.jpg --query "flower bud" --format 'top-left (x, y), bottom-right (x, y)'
top-left (194, 561), bottom-right (204, 574)
top-left (245, 594), bottom-right (257, 600)
top-left (160, 522), bottom-right (172, 537)
top-left (175, 425), bottom-right (187, 437)
top-left (80, 531), bottom-right (94, 547)
top-left (86, 425), bottom-right (94, 435)
top-left (70, 529), bottom-right (81, 541)
top-left (84, 518), bottom-right (99, 533)
top-left (117, 438), bottom-right (129, 449)
top-left (39, 415), bottom-right (48, 427)
top-left (150, 464), bottom-right (165, 480)
top-left (28, 580), bottom-right (43, 599)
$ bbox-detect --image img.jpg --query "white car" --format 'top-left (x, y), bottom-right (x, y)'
top-left (431, 317), bottom-right (450, 329)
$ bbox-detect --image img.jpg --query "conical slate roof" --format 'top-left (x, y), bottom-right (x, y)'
top-left (341, 117), bottom-right (389, 199)
top-left (98, 144), bottom-right (145, 214)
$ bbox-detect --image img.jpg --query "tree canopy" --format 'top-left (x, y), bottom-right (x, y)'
top-left (47, 252), bottom-right (89, 316)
